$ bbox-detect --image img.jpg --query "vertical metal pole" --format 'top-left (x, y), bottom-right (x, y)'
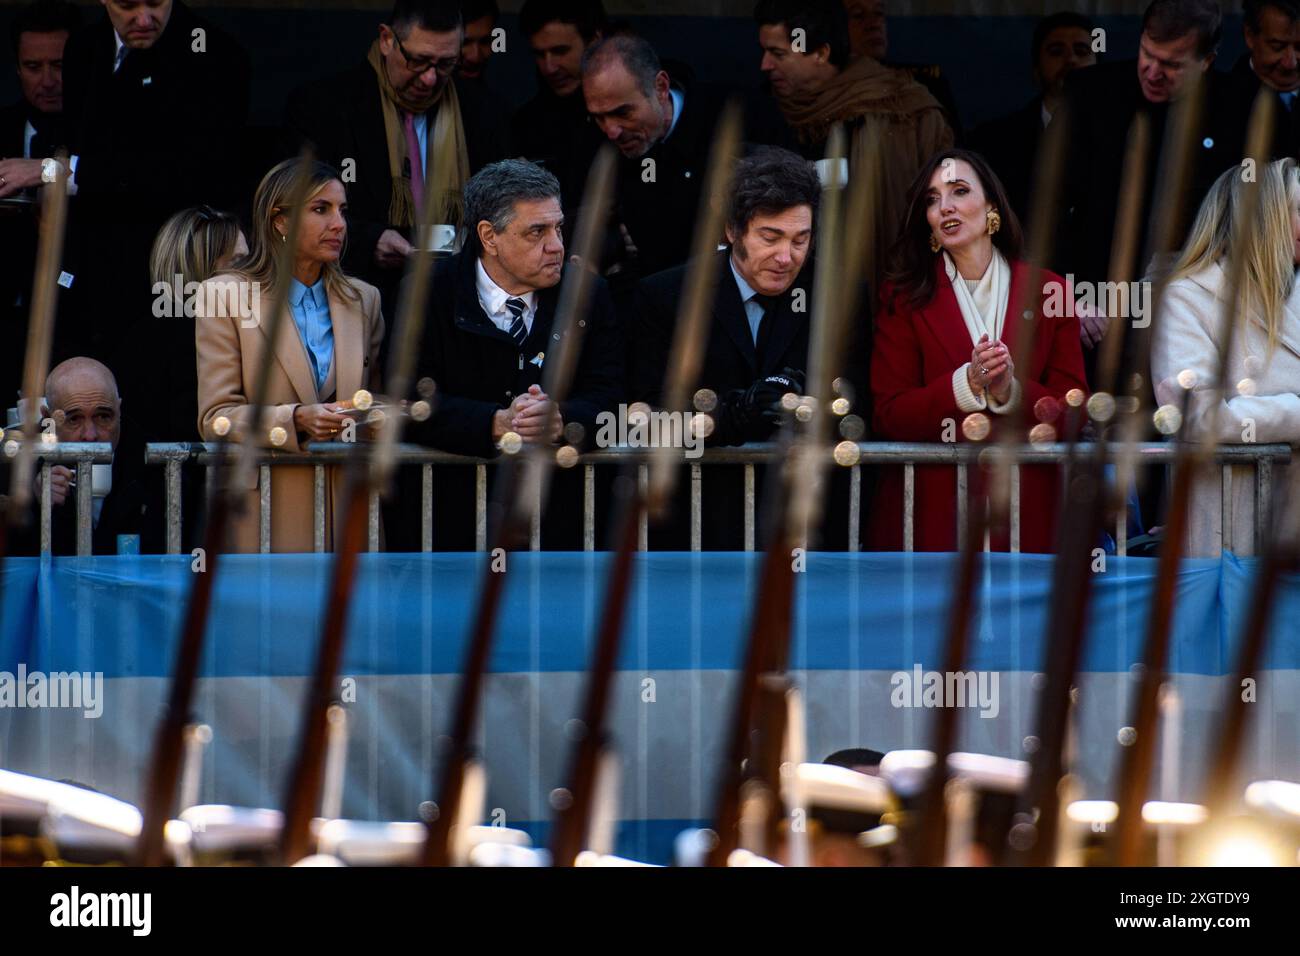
top-left (1010, 464), bottom-right (1020, 554)
top-left (904, 462), bottom-right (914, 553)
top-left (422, 464), bottom-right (433, 553)
top-left (313, 464), bottom-right (326, 554)
top-left (40, 460), bottom-right (52, 555)
top-left (583, 463), bottom-right (595, 552)
top-left (165, 458), bottom-right (182, 555)
top-left (743, 462), bottom-right (755, 553)
top-left (1255, 456), bottom-right (1272, 553)
top-left (75, 455), bottom-right (92, 556)
top-left (638, 464), bottom-right (648, 552)
top-left (1221, 464), bottom-right (1232, 556)
top-left (690, 462), bottom-right (702, 552)
top-left (475, 463), bottom-right (487, 552)
top-left (848, 464), bottom-right (861, 553)
top-left (530, 467), bottom-right (542, 552)
top-left (368, 488), bottom-right (380, 553)
top-left (956, 462), bottom-right (968, 552)
top-left (259, 463), bottom-right (272, 554)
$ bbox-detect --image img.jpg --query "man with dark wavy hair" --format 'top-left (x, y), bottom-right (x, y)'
top-left (632, 147), bottom-right (868, 549)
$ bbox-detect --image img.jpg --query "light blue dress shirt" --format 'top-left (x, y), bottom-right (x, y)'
top-left (729, 258), bottom-right (765, 344)
top-left (289, 276), bottom-right (334, 395)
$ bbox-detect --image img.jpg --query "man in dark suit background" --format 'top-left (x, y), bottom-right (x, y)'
top-left (968, 12), bottom-right (1097, 227)
top-left (510, 0), bottom-right (607, 186)
top-left (572, 33), bottom-right (793, 306)
top-left (1221, 0), bottom-right (1300, 163)
top-left (1053, 0), bottom-right (1234, 385)
top-left (0, 1), bottom-right (80, 411)
top-left (283, 0), bottom-right (508, 324)
top-left (0, 0), bottom-right (77, 167)
top-left (7, 0), bottom-right (250, 449)
top-left (400, 158), bottom-right (623, 550)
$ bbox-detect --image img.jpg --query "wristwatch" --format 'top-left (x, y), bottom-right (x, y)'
top-left (40, 158), bottom-right (61, 184)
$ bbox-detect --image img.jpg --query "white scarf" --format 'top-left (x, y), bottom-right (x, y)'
top-left (944, 249), bottom-right (1010, 346)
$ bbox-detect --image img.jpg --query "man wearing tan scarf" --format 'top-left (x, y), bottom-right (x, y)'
top-left (284, 1), bottom-right (506, 311)
top-left (755, 0), bottom-right (952, 285)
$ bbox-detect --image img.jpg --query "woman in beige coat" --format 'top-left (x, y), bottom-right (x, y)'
top-left (196, 159), bottom-right (384, 552)
top-left (1153, 158), bottom-right (1300, 557)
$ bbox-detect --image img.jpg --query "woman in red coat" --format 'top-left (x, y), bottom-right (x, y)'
top-left (869, 149), bottom-right (1087, 552)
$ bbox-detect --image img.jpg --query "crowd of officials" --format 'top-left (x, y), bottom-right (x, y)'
top-left (1, 0), bottom-right (1297, 558)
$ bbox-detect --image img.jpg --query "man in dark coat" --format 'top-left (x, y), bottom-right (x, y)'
top-left (399, 159), bottom-right (623, 551)
top-left (283, 0), bottom-right (508, 323)
top-left (6, 0), bottom-right (250, 449)
top-left (1054, 0), bottom-right (1239, 392)
top-left (633, 146), bottom-right (869, 550)
top-left (509, 0), bottom-right (607, 183)
top-left (0, 1), bottom-right (80, 412)
top-left (968, 11), bottom-right (1097, 227)
top-left (570, 35), bottom-right (796, 308)
top-left (1219, 0), bottom-right (1300, 164)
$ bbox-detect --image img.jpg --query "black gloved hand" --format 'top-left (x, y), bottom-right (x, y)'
top-left (743, 367), bottom-right (806, 425)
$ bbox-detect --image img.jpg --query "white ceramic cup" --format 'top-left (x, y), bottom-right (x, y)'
top-left (814, 158), bottom-right (850, 189)
top-left (92, 463), bottom-right (113, 498)
top-left (420, 223), bottom-right (459, 253)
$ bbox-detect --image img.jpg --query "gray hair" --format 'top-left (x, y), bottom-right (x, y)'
top-left (580, 34), bottom-right (662, 100)
top-left (464, 159), bottom-right (562, 251)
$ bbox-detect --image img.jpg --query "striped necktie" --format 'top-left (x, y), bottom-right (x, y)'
top-left (505, 297), bottom-right (528, 347)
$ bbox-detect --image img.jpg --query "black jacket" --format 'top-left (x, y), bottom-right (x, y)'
top-left (1055, 60), bottom-right (1236, 287)
top-left (632, 250), bottom-right (814, 446)
top-left (409, 250), bottom-right (624, 458)
top-left (0, 99), bottom-right (69, 407)
top-left (967, 97), bottom-right (1045, 225)
top-left (631, 250), bottom-right (871, 550)
top-left (387, 250), bottom-right (624, 551)
top-left (1053, 60), bottom-right (1239, 390)
top-left (283, 66), bottom-right (509, 296)
top-left (565, 82), bottom-right (795, 300)
top-left (57, 3), bottom-right (250, 441)
top-left (61, 2), bottom-right (249, 226)
top-left (1220, 53), bottom-right (1300, 164)
top-left (510, 84), bottom-right (592, 187)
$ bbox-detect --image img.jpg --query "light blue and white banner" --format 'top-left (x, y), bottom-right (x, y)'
top-left (2, 553), bottom-right (1297, 864)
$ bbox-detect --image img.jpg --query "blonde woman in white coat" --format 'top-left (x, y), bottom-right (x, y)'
top-left (1153, 158), bottom-right (1300, 557)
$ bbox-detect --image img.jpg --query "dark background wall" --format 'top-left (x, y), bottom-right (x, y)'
top-left (0, 3), bottom-right (1249, 137)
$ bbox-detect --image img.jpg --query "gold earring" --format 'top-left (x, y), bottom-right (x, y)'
top-left (929, 234), bottom-right (941, 253)
top-left (986, 209), bottom-right (1001, 236)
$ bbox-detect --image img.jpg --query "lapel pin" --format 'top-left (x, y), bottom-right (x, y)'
top-left (531, 352), bottom-right (545, 367)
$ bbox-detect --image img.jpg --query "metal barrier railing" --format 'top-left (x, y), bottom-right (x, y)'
top-left (133, 441), bottom-right (1293, 556)
top-left (0, 442), bottom-right (115, 556)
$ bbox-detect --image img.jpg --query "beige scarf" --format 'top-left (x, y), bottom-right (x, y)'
top-left (778, 56), bottom-right (952, 285)
top-left (944, 249), bottom-right (1010, 345)
top-left (368, 40), bottom-right (470, 230)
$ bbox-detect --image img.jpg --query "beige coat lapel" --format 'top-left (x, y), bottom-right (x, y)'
top-left (256, 294), bottom-right (319, 406)
top-left (329, 286), bottom-right (364, 404)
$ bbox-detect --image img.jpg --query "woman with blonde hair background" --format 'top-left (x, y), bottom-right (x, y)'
top-left (196, 159), bottom-right (384, 552)
top-left (150, 206), bottom-right (248, 442)
top-left (1153, 157), bottom-right (1300, 556)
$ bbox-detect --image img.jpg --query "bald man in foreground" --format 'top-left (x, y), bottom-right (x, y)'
top-left (12, 357), bottom-right (157, 555)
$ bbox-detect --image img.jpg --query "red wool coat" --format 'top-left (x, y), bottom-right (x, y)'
top-left (868, 258), bottom-right (1087, 552)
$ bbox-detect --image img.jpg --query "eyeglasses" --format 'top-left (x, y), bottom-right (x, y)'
top-left (394, 34), bottom-right (460, 76)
